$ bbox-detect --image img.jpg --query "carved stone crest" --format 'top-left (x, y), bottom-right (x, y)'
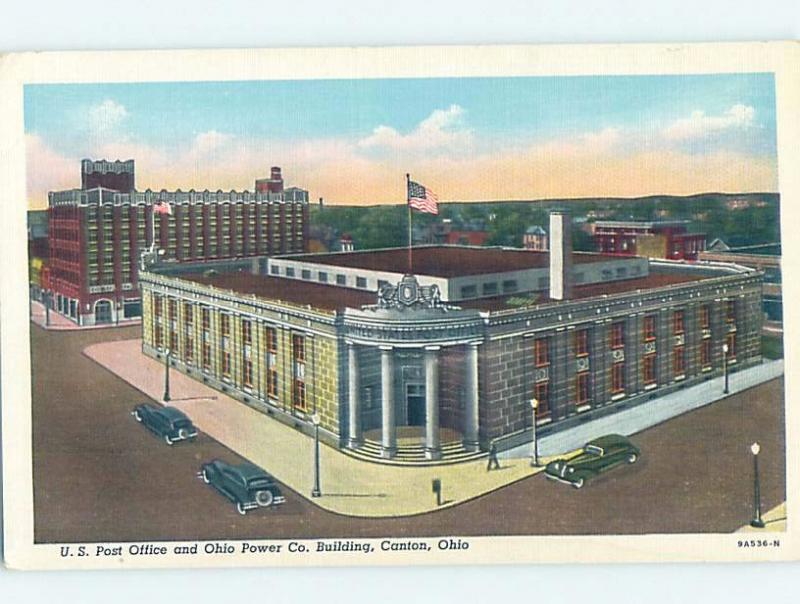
top-left (378, 274), bottom-right (446, 310)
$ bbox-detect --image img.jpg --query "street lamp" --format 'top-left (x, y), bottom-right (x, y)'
top-left (750, 442), bottom-right (765, 529)
top-left (722, 343), bottom-right (730, 394)
top-left (44, 290), bottom-right (51, 327)
top-left (311, 412), bottom-right (322, 498)
top-left (530, 398), bottom-right (540, 467)
top-left (163, 348), bottom-right (171, 402)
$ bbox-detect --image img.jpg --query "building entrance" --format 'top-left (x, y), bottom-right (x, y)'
top-left (406, 383), bottom-right (426, 426)
top-left (95, 300), bottom-right (113, 324)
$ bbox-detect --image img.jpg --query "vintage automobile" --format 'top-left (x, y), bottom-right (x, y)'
top-left (199, 459), bottom-right (286, 515)
top-left (131, 403), bottom-right (198, 445)
top-left (544, 434), bottom-right (640, 489)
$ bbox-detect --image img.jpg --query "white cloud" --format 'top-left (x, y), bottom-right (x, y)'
top-left (192, 130), bottom-right (233, 155)
top-left (663, 104), bottom-right (755, 142)
top-left (358, 104), bottom-right (473, 153)
top-left (87, 99), bottom-right (129, 134)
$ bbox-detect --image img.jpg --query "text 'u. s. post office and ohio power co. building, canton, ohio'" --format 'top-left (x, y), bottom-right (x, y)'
top-left (138, 210), bottom-right (763, 463)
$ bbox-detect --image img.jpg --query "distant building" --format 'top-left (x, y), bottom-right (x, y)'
top-left (593, 220), bottom-right (706, 260)
top-left (425, 218), bottom-right (488, 246)
top-left (340, 233), bottom-right (354, 252)
top-left (523, 225), bottom-right (548, 251)
top-left (46, 159), bottom-right (309, 327)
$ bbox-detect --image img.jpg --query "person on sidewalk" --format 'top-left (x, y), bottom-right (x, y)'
top-left (487, 442), bottom-right (501, 471)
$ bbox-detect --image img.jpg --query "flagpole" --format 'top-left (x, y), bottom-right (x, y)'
top-left (406, 173), bottom-right (412, 275)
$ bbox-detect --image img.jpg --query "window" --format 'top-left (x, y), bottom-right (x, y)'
top-left (700, 305), bottom-right (710, 330)
top-left (644, 315), bottom-right (656, 341)
top-left (643, 354), bottom-right (656, 385)
top-left (575, 329), bottom-right (589, 357)
top-left (726, 333), bottom-right (737, 359)
top-left (701, 339), bottom-right (712, 368)
top-left (153, 295), bottom-right (163, 348)
top-left (611, 362), bottom-right (625, 394)
top-left (336, 274), bottom-right (346, 286)
top-left (356, 276), bottom-right (367, 288)
top-left (726, 300), bottom-right (736, 324)
top-left (183, 302), bottom-right (194, 363)
top-left (286, 267), bottom-right (295, 277)
top-left (576, 372), bottom-right (590, 405)
top-left (270, 264), bottom-right (280, 275)
top-left (168, 299), bottom-right (179, 353)
top-left (673, 346), bottom-right (685, 376)
top-left (534, 337), bottom-right (549, 366)
top-left (502, 280), bottom-right (518, 293)
top-left (534, 382), bottom-right (550, 418)
top-left (673, 310), bottom-right (685, 334)
top-left (318, 272), bottom-right (328, 283)
top-left (201, 307), bottom-right (211, 371)
top-left (301, 269), bottom-right (311, 280)
top-left (482, 282), bottom-right (498, 296)
top-left (220, 314), bottom-right (231, 379)
top-left (460, 284), bottom-right (477, 298)
top-left (266, 326), bottom-right (278, 398)
top-left (242, 319), bottom-right (253, 388)
top-left (610, 321), bottom-right (625, 349)
top-left (292, 334), bottom-right (307, 411)
top-left (377, 280), bottom-right (389, 289)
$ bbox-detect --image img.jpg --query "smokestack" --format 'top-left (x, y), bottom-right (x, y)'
top-left (549, 209), bottom-right (573, 300)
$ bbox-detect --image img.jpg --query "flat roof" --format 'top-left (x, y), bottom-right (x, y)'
top-left (277, 246), bottom-right (621, 278)
top-left (180, 268), bottom-right (706, 313)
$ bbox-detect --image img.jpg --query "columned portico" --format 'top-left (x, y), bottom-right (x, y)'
top-left (424, 346), bottom-right (441, 460)
top-left (347, 342), bottom-right (361, 448)
top-left (380, 346), bottom-right (397, 458)
top-left (463, 342), bottom-right (480, 451)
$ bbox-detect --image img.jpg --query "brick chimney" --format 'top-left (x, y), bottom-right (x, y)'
top-left (549, 209), bottom-right (573, 300)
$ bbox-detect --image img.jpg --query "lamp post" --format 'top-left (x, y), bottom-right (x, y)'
top-left (530, 398), bottom-right (540, 467)
top-left (722, 343), bottom-right (730, 394)
top-left (750, 442), bottom-right (765, 528)
top-left (311, 412), bottom-right (322, 498)
top-left (163, 348), bottom-right (171, 402)
top-left (44, 290), bottom-right (51, 327)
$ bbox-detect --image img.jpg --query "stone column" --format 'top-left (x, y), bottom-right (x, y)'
top-left (463, 343), bottom-right (480, 451)
top-left (347, 343), bottom-right (362, 448)
top-left (424, 346), bottom-right (441, 460)
top-left (380, 346), bottom-right (396, 458)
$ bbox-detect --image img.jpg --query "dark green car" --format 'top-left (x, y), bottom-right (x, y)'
top-left (544, 434), bottom-right (640, 489)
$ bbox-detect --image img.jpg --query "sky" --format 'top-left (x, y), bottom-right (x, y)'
top-left (24, 73), bottom-right (778, 209)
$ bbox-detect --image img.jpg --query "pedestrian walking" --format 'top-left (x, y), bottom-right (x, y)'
top-left (487, 443), bottom-right (501, 471)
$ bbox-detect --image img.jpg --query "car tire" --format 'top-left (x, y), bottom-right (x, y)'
top-left (133, 410), bottom-right (142, 422)
top-left (236, 502), bottom-right (247, 516)
top-left (178, 428), bottom-right (189, 440)
top-left (255, 490), bottom-right (274, 507)
top-left (627, 453), bottom-right (638, 464)
top-left (572, 477), bottom-right (585, 489)
top-left (202, 469), bottom-right (211, 484)
top-left (165, 434), bottom-right (174, 446)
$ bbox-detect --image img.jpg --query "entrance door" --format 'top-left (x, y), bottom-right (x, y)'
top-left (406, 383), bottom-right (426, 426)
top-left (95, 300), bottom-right (113, 324)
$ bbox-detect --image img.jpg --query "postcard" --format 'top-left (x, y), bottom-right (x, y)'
top-left (2, 41), bottom-right (799, 570)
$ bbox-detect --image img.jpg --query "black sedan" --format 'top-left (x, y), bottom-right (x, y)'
top-left (199, 459), bottom-right (286, 515)
top-left (131, 403), bottom-right (198, 446)
top-left (544, 434), bottom-right (640, 489)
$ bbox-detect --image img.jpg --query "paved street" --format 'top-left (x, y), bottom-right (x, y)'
top-left (31, 323), bottom-right (786, 542)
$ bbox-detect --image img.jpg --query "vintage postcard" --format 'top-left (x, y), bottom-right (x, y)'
top-left (2, 42), bottom-right (799, 570)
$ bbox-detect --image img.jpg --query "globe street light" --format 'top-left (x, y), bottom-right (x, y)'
top-left (163, 348), bottom-right (171, 402)
top-left (530, 398), bottom-right (540, 467)
top-left (722, 343), bottom-right (730, 394)
top-left (311, 412), bottom-right (322, 498)
top-left (750, 442), bottom-right (765, 528)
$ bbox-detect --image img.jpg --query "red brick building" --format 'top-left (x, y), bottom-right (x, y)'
top-left (593, 220), bottom-right (706, 260)
top-left (46, 159), bottom-right (309, 326)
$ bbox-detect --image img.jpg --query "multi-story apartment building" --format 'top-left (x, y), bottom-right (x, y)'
top-left (47, 160), bottom-right (309, 326)
top-left (594, 220), bottom-right (707, 260)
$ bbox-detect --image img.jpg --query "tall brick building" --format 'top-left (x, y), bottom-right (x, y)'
top-left (139, 211), bottom-right (763, 464)
top-left (47, 159), bottom-right (309, 326)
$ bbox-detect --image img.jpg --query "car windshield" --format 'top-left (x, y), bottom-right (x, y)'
top-left (585, 444), bottom-right (604, 456)
top-left (172, 419), bottom-right (192, 428)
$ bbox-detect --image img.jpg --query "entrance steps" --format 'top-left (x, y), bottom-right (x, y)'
top-left (343, 438), bottom-right (486, 466)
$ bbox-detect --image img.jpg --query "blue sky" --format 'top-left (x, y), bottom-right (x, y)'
top-left (24, 73), bottom-right (778, 208)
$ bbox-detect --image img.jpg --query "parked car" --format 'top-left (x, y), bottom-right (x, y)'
top-left (131, 403), bottom-right (198, 445)
top-left (199, 459), bottom-right (286, 515)
top-left (544, 434), bottom-right (640, 489)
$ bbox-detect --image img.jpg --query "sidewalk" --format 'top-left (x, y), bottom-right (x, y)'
top-left (84, 339), bottom-right (545, 518)
top-left (737, 503), bottom-right (787, 533)
top-left (503, 359), bottom-right (784, 460)
top-left (30, 300), bottom-right (141, 331)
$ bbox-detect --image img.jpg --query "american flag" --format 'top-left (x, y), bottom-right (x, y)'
top-left (407, 179), bottom-right (439, 215)
top-left (153, 201), bottom-right (173, 215)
